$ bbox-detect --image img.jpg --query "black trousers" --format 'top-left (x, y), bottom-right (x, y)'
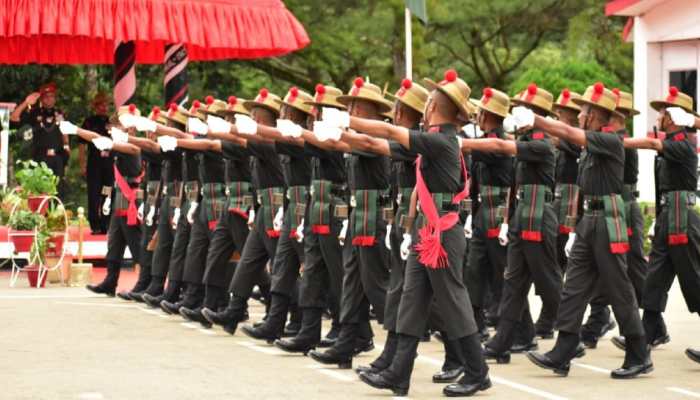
top-left (182, 202), bottom-right (219, 285)
top-left (86, 160), bottom-right (112, 233)
top-left (383, 219), bottom-right (405, 332)
top-left (106, 212), bottom-right (143, 273)
top-left (202, 209), bottom-right (250, 288)
top-left (466, 218), bottom-right (507, 314)
top-left (397, 222), bottom-right (476, 339)
top-left (339, 213), bottom-right (389, 325)
top-left (555, 212), bottom-right (643, 337)
top-left (643, 206), bottom-right (700, 314)
top-left (150, 196), bottom-right (176, 278)
top-left (166, 206), bottom-right (192, 282)
top-left (270, 215), bottom-right (306, 297)
top-left (228, 208), bottom-right (279, 297)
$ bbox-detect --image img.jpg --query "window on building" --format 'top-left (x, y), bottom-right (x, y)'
top-left (670, 70), bottom-right (697, 113)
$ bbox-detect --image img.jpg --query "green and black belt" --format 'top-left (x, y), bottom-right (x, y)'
top-left (479, 185), bottom-right (508, 238)
top-left (555, 183), bottom-right (579, 234)
top-left (517, 184), bottom-right (551, 242)
top-left (201, 182), bottom-right (227, 231)
top-left (257, 186), bottom-right (286, 238)
top-left (227, 181), bottom-right (253, 220)
top-left (583, 194), bottom-right (629, 254)
top-left (351, 189), bottom-right (383, 246)
top-left (286, 185), bottom-right (308, 239)
top-left (662, 190), bottom-right (695, 246)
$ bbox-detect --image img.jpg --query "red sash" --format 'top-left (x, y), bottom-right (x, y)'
top-left (413, 151), bottom-right (469, 269)
top-left (113, 165), bottom-right (142, 226)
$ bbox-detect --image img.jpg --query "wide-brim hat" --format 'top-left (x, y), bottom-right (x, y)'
top-left (387, 79), bottom-right (429, 114)
top-left (218, 96), bottom-right (250, 117)
top-left (337, 77), bottom-right (393, 113)
top-left (552, 89), bottom-right (582, 113)
top-left (304, 84), bottom-right (347, 110)
top-left (511, 84), bottom-right (555, 117)
top-left (423, 69), bottom-right (472, 119)
top-left (147, 106), bottom-right (168, 125)
top-left (163, 104), bottom-right (190, 126)
top-left (243, 88), bottom-right (282, 117)
top-left (470, 87), bottom-right (510, 118)
top-left (650, 86), bottom-right (698, 116)
top-left (116, 104), bottom-right (141, 118)
top-left (572, 82), bottom-right (618, 114)
top-left (200, 96), bottom-right (228, 116)
top-left (611, 88), bottom-right (639, 116)
top-left (282, 87), bottom-right (314, 115)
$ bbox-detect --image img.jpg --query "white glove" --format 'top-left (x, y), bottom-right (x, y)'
top-left (296, 218), bottom-right (305, 243)
top-left (157, 135), bottom-right (178, 152)
top-left (313, 121), bottom-right (342, 142)
top-left (511, 106), bottom-right (535, 130)
top-left (322, 107), bottom-right (350, 129)
top-left (135, 116), bottom-right (157, 132)
top-left (277, 119), bottom-right (303, 138)
top-left (235, 114), bottom-right (258, 135)
top-left (138, 203), bottom-right (144, 221)
top-left (464, 214), bottom-right (473, 239)
top-left (92, 137), bottom-right (114, 151)
top-left (188, 117), bottom-right (209, 136)
top-left (648, 219), bottom-right (656, 240)
top-left (102, 197), bottom-right (111, 216)
top-left (462, 123), bottom-right (483, 139)
top-left (565, 232), bottom-right (576, 258)
top-left (667, 107), bottom-right (695, 127)
top-left (172, 207), bottom-right (181, 229)
top-left (146, 204), bottom-right (156, 226)
top-left (338, 219), bottom-right (349, 246)
top-left (385, 224), bottom-right (392, 250)
top-left (207, 115), bottom-right (232, 134)
top-left (400, 233), bottom-right (412, 260)
top-left (187, 201), bottom-right (198, 224)
top-left (498, 223), bottom-right (509, 246)
top-left (59, 121), bottom-right (78, 135)
top-left (273, 207), bottom-right (284, 231)
top-left (247, 208), bottom-right (256, 230)
top-left (109, 127), bottom-right (129, 144)
top-left (503, 115), bottom-right (516, 133)
top-left (118, 113), bottom-right (138, 129)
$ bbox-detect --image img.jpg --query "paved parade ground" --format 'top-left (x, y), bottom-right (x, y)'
top-left (1, 269), bottom-right (700, 400)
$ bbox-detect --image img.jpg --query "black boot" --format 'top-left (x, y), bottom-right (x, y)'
top-left (485, 319), bottom-right (515, 363)
top-left (86, 261), bottom-right (120, 297)
top-left (241, 293), bottom-right (290, 343)
top-left (117, 262), bottom-right (152, 300)
top-left (641, 310), bottom-right (671, 348)
top-left (359, 333), bottom-right (418, 396)
top-left (356, 331), bottom-right (398, 375)
top-left (275, 307), bottom-right (323, 354)
top-left (319, 320), bottom-right (341, 347)
top-left (283, 302), bottom-right (302, 337)
top-left (611, 335), bottom-right (653, 379)
top-left (511, 310), bottom-right (538, 353)
top-left (526, 331), bottom-right (578, 376)
top-left (201, 294), bottom-right (247, 335)
top-left (444, 333), bottom-right (491, 396)
top-left (434, 333), bottom-right (466, 383)
top-left (308, 323), bottom-right (357, 369)
top-left (353, 320), bottom-right (374, 356)
top-left (131, 275), bottom-right (165, 303)
top-left (686, 348), bottom-right (700, 364)
top-left (171, 284), bottom-right (205, 319)
top-left (144, 280), bottom-right (181, 309)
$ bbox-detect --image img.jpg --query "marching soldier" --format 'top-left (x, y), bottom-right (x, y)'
top-left (79, 92), bottom-right (113, 234)
top-left (522, 82), bottom-right (652, 379)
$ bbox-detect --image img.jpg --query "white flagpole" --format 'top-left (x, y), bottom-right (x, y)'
top-left (405, 7), bottom-right (413, 80)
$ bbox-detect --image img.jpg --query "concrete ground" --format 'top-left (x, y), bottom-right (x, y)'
top-left (1, 268), bottom-right (700, 400)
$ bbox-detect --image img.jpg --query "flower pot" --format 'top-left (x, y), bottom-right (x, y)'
top-left (47, 233), bottom-right (65, 256)
top-left (10, 231), bottom-right (35, 253)
top-left (26, 265), bottom-right (47, 288)
top-left (28, 195), bottom-right (49, 214)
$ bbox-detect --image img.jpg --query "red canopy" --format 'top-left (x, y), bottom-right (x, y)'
top-left (0, 0), bottom-right (310, 64)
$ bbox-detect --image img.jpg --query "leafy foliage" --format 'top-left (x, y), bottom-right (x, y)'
top-left (8, 209), bottom-right (45, 231)
top-left (15, 160), bottom-right (58, 196)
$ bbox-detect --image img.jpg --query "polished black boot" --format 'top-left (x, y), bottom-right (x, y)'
top-left (356, 331), bottom-right (398, 375)
top-left (131, 275), bottom-right (165, 303)
top-left (434, 333), bottom-right (467, 383)
top-left (319, 320), bottom-right (341, 347)
top-left (180, 307), bottom-right (212, 328)
top-left (686, 348), bottom-right (700, 364)
top-left (169, 284), bottom-right (205, 319)
top-left (444, 333), bottom-right (492, 396)
top-left (359, 334), bottom-right (418, 396)
top-left (526, 331), bottom-right (578, 376)
top-left (283, 302), bottom-right (302, 337)
top-left (275, 307), bottom-right (323, 354)
top-left (117, 262), bottom-right (152, 300)
top-left (308, 323), bottom-right (357, 369)
top-left (202, 294), bottom-right (247, 335)
top-left (86, 261), bottom-right (120, 297)
top-left (353, 320), bottom-right (375, 356)
top-left (241, 293), bottom-right (290, 343)
top-left (485, 319), bottom-right (515, 363)
top-left (611, 335), bottom-right (653, 379)
top-left (511, 310), bottom-right (538, 353)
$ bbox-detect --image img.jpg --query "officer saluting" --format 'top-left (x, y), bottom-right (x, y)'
top-left (10, 83), bottom-right (70, 197)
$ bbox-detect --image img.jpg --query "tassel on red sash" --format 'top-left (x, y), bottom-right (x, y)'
top-left (312, 225), bottom-right (330, 234)
top-left (558, 225), bottom-right (573, 234)
top-left (352, 236), bottom-right (376, 246)
top-left (669, 233), bottom-right (689, 245)
top-left (521, 231), bottom-right (543, 242)
top-left (113, 165), bottom-right (141, 226)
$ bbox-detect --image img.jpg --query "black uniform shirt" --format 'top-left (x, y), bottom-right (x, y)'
top-left (577, 131), bottom-right (625, 196)
top-left (407, 124), bottom-right (462, 193)
top-left (183, 150), bottom-right (199, 182)
top-left (163, 149), bottom-right (183, 183)
top-left (276, 142), bottom-right (311, 187)
top-left (80, 115), bottom-right (111, 166)
top-left (515, 131), bottom-right (555, 188)
top-left (245, 141), bottom-right (285, 189)
top-left (304, 142), bottom-right (346, 184)
top-left (113, 151), bottom-right (142, 180)
top-left (221, 142), bottom-right (253, 183)
top-left (14, 106), bottom-right (65, 159)
top-left (197, 150), bottom-right (226, 184)
top-left (658, 129), bottom-right (698, 192)
top-left (470, 127), bottom-right (513, 188)
top-left (555, 139), bottom-right (581, 185)
top-left (389, 140), bottom-right (417, 188)
top-left (347, 147), bottom-right (390, 191)
top-left (141, 149), bottom-right (163, 181)
top-left (617, 129), bottom-right (639, 185)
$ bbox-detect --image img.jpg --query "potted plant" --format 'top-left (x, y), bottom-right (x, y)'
top-left (15, 160), bottom-right (58, 214)
top-left (0, 190), bottom-right (23, 225)
top-left (46, 204), bottom-right (67, 256)
top-left (8, 209), bottom-right (46, 252)
top-left (27, 228), bottom-right (50, 287)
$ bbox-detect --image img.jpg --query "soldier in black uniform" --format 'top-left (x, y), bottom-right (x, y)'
top-left (534, 89), bottom-right (583, 338)
top-left (582, 89), bottom-right (643, 349)
top-left (348, 70), bottom-right (490, 397)
top-left (461, 86), bottom-right (564, 364)
top-left (620, 88), bottom-right (700, 356)
top-left (524, 82), bottom-right (652, 379)
top-left (79, 92), bottom-right (113, 234)
top-left (307, 78), bottom-right (391, 369)
top-left (10, 83), bottom-right (70, 198)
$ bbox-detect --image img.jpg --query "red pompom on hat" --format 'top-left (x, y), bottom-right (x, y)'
top-left (152, 106), bottom-right (160, 114)
top-left (290, 87), bottom-right (299, 96)
top-left (667, 86), bottom-right (679, 102)
top-left (401, 79), bottom-right (412, 89)
top-left (205, 95), bottom-right (214, 105)
top-left (168, 102), bottom-right (178, 116)
top-left (354, 77), bottom-right (365, 88)
top-left (527, 83), bottom-right (538, 95)
top-left (192, 100), bottom-right (201, 109)
top-left (228, 96), bottom-right (237, 106)
top-left (523, 83), bottom-right (538, 102)
top-left (591, 82), bottom-right (605, 102)
top-left (444, 69), bottom-right (458, 82)
top-left (259, 88), bottom-right (269, 99)
top-left (562, 88), bottom-right (571, 99)
top-left (482, 87), bottom-right (493, 105)
top-left (315, 84), bottom-right (325, 95)
top-left (127, 104), bottom-right (137, 114)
